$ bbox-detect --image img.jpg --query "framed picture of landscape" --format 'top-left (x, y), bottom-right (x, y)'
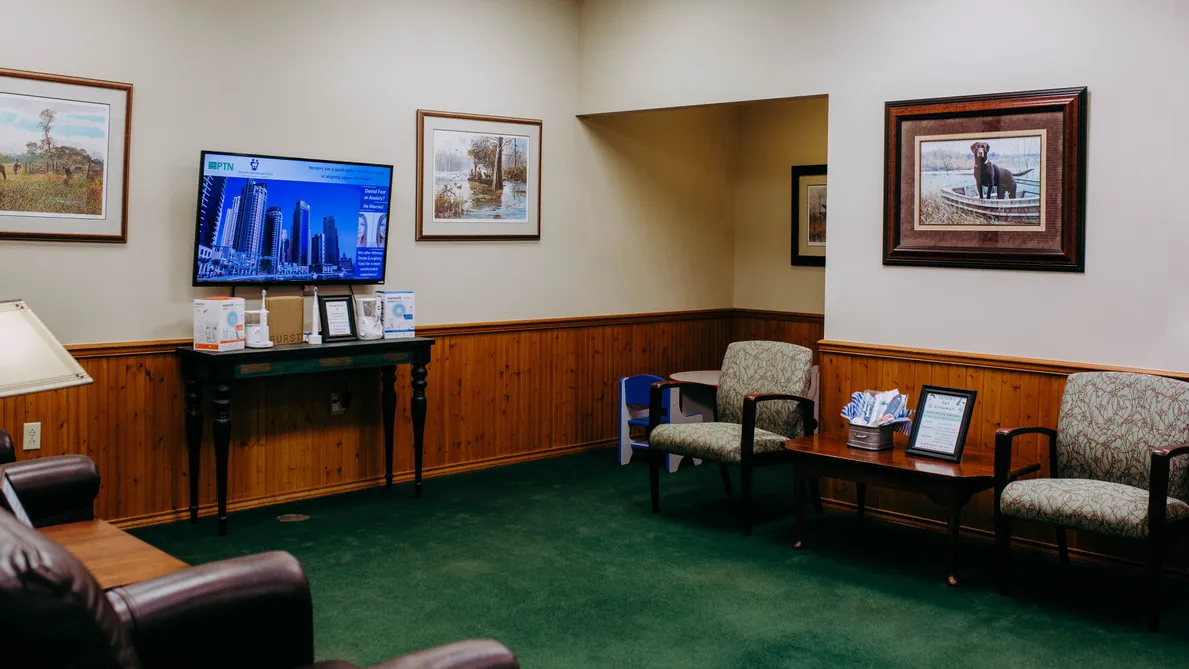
top-left (0, 68), bottom-right (132, 242)
top-left (790, 164), bottom-right (826, 266)
top-left (883, 87), bottom-right (1086, 271)
top-left (416, 110), bottom-right (542, 241)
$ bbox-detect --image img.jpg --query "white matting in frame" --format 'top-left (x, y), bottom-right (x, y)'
top-left (416, 110), bottom-right (541, 241)
top-left (0, 68), bottom-right (131, 242)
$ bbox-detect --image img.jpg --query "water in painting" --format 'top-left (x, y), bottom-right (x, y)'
top-left (432, 129), bottom-right (529, 222)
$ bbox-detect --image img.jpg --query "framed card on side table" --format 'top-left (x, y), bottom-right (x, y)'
top-left (317, 294), bottom-right (357, 342)
top-left (905, 385), bottom-right (978, 462)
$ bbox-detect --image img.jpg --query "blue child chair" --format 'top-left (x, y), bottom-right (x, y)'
top-left (618, 374), bottom-right (702, 473)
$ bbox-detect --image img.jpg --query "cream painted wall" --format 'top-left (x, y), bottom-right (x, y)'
top-left (0, 0), bottom-right (738, 345)
top-left (579, 106), bottom-right (737, 311)
top-left (578, 0), bottom-right (1189, 372)
top-left (733, 97), bottom-right (827, 314)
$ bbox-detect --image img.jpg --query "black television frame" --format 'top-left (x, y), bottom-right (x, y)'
top-left (191, 149), bottom-right (394, 287)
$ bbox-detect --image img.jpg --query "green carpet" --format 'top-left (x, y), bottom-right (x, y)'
top-left (134, 450), bottom-right (1189, 668)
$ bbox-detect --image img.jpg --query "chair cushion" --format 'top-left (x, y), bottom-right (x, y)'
top-left (649, 422), bottom-right (788, 463)
top-left (1000, 478), bottom-right (1189, 538)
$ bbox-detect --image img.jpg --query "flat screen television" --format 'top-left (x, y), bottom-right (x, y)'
top-left (192, 150), bottom-right (392, 286)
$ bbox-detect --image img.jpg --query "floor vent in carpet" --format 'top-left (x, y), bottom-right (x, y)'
top-left (277, 513), bottom-right (311, 523)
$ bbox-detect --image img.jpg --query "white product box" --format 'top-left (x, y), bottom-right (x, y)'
top-left (377, 290), bottom-right (415, 339)
top-left (193, 297), bottom-right (245, 351)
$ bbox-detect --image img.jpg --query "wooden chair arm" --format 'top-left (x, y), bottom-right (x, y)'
top-left (995, 426), bottom-right (1058, 441)
top-left (1150, 444), bottom-right (1189, 459)
top-left (1146, 446), bottom-right (1189, 542)
top-left (995, 426), bottom-right (1059, 495)
top-left (741, 394), bottom-right (818, 457)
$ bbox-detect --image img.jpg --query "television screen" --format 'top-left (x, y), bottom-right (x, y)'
top-left (193, 151), bottom-right (392, 285)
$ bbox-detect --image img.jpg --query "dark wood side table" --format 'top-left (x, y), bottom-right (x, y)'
top-left (177, 337), bottom-right (434, 535)
top-left (41, 520), bottom-right (188, 589)
top-left (785, 432), bottom-right (1038, 585)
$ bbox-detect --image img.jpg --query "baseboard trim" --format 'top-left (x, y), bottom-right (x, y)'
top-left (819, 339), bottom-right (1189, 381)
top-left (821, 497), bottom-right (1189, 580)
top-left (111, 439), bottom-right (612, 530)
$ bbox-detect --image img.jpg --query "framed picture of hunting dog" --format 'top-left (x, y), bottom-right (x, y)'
top-left (883, 87), bottom-right (1087, 272)
top-left (0, 67), bottom-right (133, 243)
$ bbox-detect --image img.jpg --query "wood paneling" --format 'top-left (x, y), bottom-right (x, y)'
top-left (0, 310), bottom-right (734, 527)
top-left (818, 339), bottom-right (1188, 567)
top-left (732, 309), bottom-right (824, 359)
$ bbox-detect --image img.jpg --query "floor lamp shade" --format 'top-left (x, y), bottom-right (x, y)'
top-left (0, 300), bottom-right (92, 399)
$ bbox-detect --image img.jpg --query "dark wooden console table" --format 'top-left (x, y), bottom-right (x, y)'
top-left (177, 337), bottom-right (434, 535)
top-left (785, 433), bottom-right (1038, 585)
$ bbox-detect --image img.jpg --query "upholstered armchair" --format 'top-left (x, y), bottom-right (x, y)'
top-left (646, 341), bottom-right (817, 535)
top-left (994, 371), bottom-right (1189, 631)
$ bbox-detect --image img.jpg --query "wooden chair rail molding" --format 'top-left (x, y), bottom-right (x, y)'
top-left (818, 339), bottom-right (1189, 568)
top-left (818, 340), bottom-right (1189, 382)
top-left (3, 308), bottom-right (822, 528)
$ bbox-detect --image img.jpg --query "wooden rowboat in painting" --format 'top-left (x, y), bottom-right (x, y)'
top-left (937, 178), bottom-right (1041, 225)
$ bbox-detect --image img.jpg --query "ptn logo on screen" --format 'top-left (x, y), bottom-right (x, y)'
top-left (208, 160), bottom-right (234, 171)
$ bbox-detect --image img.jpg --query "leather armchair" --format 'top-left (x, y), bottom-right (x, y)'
top-left (0, 428), bottom-right (13, 464)
top-left (0, 452), bottom-right (100, 527)
top-left (0, 509), bottom-right (520, 669)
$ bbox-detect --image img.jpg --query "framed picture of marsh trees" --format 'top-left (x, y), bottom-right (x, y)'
top-left (416, 110), bottom-right (542, 241)
top-left (0, 67), bottom-right (132, 243)
top-left (791, 164), bottom-right (826, 266)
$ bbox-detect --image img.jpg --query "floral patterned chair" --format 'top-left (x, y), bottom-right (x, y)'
top-left (646, 341), bottom-right (817, 535)
top-left (994, 371), bottom-right (1189, 631)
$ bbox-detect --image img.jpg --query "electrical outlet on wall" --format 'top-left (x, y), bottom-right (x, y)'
top-left (23, 422), bottom-right (41, 451)
top-left (330, 393), bottom-right (347, 415)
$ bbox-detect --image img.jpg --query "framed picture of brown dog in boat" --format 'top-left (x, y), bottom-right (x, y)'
top-left (883, 88), bottom-right (1087, 271)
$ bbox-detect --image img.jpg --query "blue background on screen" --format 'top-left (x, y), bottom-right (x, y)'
top-left (195, 154), bottom-right (390, 284)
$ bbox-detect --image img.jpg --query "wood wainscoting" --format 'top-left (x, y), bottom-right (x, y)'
top-left (732, 309), bottom-right (824, 360)
top-left (5, 308), bottom-right (826, 528)
top-left (818, 340), bottom-right (1189, 567)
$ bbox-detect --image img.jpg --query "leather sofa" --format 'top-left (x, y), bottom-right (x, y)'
top-left (0, 446), bottom-right (520, 669)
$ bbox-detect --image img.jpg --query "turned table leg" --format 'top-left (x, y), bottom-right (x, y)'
top-left (411, 363), bottom-right (428, 499)
top-left (211, 367), bottom-right (233, 536)
top-left (184, 365), bottom-right (204, 524)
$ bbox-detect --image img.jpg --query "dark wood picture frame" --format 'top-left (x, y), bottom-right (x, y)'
top-left (0, 67), bottom-right (133, 243)
top-left (883, 87), bottom-right (1087, 271)
top-left (317, 294), bottom-right (357, 343)
top-left (790, 164), bottom-right (826, 266)
top-left (415, 109), bottom-right (542, 242)
top-left (905, 385), bottom-right (978, 463)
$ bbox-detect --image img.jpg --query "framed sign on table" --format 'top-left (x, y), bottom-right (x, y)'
top-left (317, 294), bottom-right (357, 342)
top-left (416, 110), bottom-right (542, 241)
top-left (790, 164), bottom-right (826, 266)
top-left (883, 87), bottom-right (1087, 272)
top-left (0, 68), bottom-right (132, 243)
top-left (905, 385), bottom-right (978, 462)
